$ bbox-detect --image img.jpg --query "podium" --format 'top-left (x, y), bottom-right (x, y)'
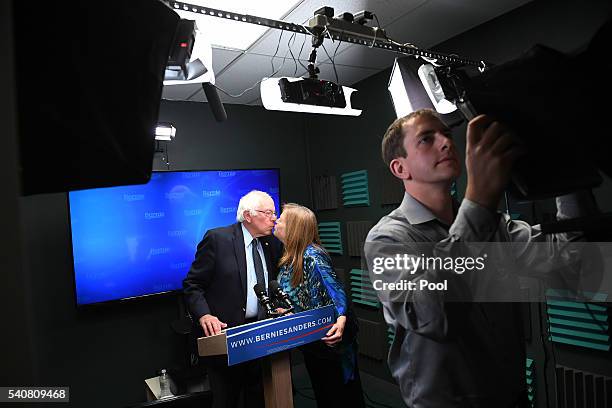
top-left (197, 306), bottom-right (335, 408)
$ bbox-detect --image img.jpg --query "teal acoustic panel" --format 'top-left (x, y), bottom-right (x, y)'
top-left (318, 222), bottom-right (343, 255)
top-left (450, 181), bottom-right (457, 199)
top-left (545, 289), bottom-right (610, 351)
top-left (341, 170), bottom-right (370, 207)
top-left (349, 268), bottom-right (380, 308)
top-left (526, 358), bottom-right (536, 407)
top-left (387, 326), bottom-right (395, 345)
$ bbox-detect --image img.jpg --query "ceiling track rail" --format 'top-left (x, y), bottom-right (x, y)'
top-left (168, 1), bottom-right (483, 68)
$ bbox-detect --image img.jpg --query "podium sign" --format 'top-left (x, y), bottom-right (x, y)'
top-left (225, 305), bottom-right (335, 366)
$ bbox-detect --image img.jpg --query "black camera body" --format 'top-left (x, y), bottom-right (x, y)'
top-left (435, 38), bottom-right (610, 200)
top-left (279, 78), bottom-right (347, 108)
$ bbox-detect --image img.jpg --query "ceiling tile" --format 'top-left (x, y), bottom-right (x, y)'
top-left (329, 43), bottom-right (399, 70)
top-left (314, 62), bottom-right (379, 86)
top-left (383, 0), bottom-right (533, 49)
top-left (161, 83), bottom-right (202, 101)
top-left (192, 52), bottom-right (300, 104)
top-left (171, 0), bottom-right (307, 50)
top-left (211, 47), bottom-right (244, 76)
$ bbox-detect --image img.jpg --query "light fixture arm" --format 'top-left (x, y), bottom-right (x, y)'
top-left (307, 48), bottom-right (320, 79)
top-left (307, 30), bottom-right (324, 79)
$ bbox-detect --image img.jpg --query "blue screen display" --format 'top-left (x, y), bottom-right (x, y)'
top-left (68, 169), bottom-right (280, 305)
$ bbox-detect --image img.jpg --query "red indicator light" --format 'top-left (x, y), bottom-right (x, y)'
top-left (180, 42), bottom-right (188, 48)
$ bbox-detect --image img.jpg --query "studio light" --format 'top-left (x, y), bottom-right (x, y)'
top-left (417, 64), bottom-right (457, 114)
top-left (155, 123), bottom-right (176, 141)
top-left (260, 77), bottom-right (362, 116)
top-left (388, 57), bottom-right (456, 118)
top-left (163, 19), bottom-right (227, 122)
top-left (163, 19), bottom-right (214, 85)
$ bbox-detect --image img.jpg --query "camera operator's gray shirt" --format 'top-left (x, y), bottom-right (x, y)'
top-left (364, 192), bottom-right (595, 408)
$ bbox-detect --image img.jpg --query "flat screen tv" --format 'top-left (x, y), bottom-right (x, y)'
top-left (68, 169), bottom-right (280, 306)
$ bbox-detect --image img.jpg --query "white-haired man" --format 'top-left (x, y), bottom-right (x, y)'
top-left (183, 190), bottom-right (282, 408)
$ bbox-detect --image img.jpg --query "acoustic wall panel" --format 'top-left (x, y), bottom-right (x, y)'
top-left (555, 365), bottom-right (612, 408)
top-left (346, 221), bottom-right (373, 257)
top-left (521, 294), bottom-right (532, 342)
top-left (349, 269), bottom-right (380, 308)
top-left (357, 318), bottom-right (386, 361)
top-left (381, 169), bottom-right (404, 205)
top-left (313, 175), bottom-right (339, 210)
top-left (388, 326), bottom-right (395, 345)
top-left (334, 267), bottom-right (347, 286)
top-left (318, 222), bottom-right (343, 255)
top-left (546, 290), bottom-right (610, 351)
top-left (526, 358), bottom-right (536, 407)
top-left (341, 170), bottom-right (370, 207)
top-left (334, 267), bottom-right (352, 306)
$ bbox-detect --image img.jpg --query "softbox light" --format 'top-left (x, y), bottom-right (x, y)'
top-left (388, 57), bottom-right (462, 124)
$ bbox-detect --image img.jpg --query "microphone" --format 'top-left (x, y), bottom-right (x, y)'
top-left (268, 280), bottom-right (294, 313)
top-left (253, 283), bottom-right (274, 318)
top-left (202, 82), bottom-right (228, 122)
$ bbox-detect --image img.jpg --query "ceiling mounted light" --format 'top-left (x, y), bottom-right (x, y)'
top-left (417, 63), bottom-right (457, 114)
top-left (388, 57), bottom-right (437, 118)
top-left (260, 77), bottom-right (362, 116)
top-left (163, 19), bottom-right (226, 122)
top-left (164, 19), bottom-right (214, 85)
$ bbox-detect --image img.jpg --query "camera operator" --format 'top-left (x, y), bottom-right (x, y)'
top-left (365, 109), bottom-right (598, 408)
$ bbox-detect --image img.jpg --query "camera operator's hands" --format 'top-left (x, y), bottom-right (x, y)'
top-left (465, 114), bottom-right (525, 210)
top-left (199, 314), bottom-right (227, 337)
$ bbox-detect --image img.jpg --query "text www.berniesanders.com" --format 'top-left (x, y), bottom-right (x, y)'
top-left (229, 316), bottom-right (333, 348)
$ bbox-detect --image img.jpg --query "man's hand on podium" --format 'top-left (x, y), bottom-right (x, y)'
top-left (274, 308), bottom-right (293, 316)
top-left (323, 315), bottom-right (346, 347)
top-left (199, 314), bottom-right (227, 336)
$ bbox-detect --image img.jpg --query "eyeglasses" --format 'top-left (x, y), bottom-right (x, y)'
top-left (254, 209), bottom-right (277, 218)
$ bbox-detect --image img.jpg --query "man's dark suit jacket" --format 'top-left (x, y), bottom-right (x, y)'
top-left (183, 222), bottom-right (282, 329)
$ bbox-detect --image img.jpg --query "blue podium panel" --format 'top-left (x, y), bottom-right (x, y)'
top-left (225, 306), bottom-right (336, 366)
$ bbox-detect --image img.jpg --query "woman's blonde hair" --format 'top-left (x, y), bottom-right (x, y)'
top-left (278, 203), bottom-right (324, 287)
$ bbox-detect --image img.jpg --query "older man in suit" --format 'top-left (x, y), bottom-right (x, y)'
top-left (183, 190), bottom-right (282, 408)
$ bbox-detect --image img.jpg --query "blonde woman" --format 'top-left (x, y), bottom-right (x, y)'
top-left (274, 203), bottom-right (364, 407)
